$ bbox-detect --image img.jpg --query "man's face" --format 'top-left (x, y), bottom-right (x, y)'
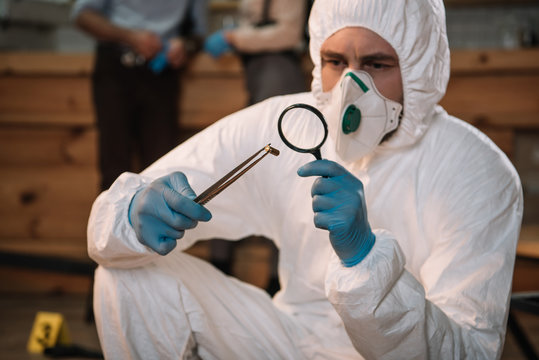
top-left (320, 27), bottom-right (403, 104)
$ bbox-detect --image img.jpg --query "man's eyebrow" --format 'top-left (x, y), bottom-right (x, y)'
top-left (320, 50), bottom-right (346, 60)
top-left (320, 50), bottom-right (399, 63)
top-left (360, 53), bottom-right (399, 63)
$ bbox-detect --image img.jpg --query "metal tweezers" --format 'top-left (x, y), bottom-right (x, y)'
top-left (194, 144), bottom-right (280, 205)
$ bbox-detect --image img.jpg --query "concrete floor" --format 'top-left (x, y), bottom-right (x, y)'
top-left (0, 293), bottom-right (537, 359)
top-left (0, 294), bottom-right (101, 360)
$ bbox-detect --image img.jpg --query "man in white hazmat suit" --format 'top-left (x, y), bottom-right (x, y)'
top-left (88, 0), bottom-right (523, 358)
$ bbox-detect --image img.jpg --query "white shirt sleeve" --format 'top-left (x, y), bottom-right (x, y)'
top-left (232, 0), bottom-right (305, 53)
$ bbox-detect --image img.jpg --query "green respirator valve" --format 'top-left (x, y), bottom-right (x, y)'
top-left (342, 105), bottom-right (361, 134)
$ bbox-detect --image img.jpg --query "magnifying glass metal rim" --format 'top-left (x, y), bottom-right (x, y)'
top-left (277, 103), bottom-right (328, 159)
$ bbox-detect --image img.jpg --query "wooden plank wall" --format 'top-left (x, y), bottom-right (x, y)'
top-left (0, 50), bottom-right (538, 293)
top-left (0, 53), bottom-right (247, 293)
top-left (440, 49), bottom-right (539, 158)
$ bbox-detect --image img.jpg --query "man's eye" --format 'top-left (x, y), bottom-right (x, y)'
top-left (364, 61), bottom-right (391, 70)
top-left (323, 58), bottom-right (346, 68)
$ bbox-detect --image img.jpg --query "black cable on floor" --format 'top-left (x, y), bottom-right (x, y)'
top-left (44, 345), bottom-right (103, 359)
top-left (0, 251), bottom-right (95, 276)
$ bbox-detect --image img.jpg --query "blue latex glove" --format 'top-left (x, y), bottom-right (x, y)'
top-left (298, 160), bottom-right (375, 266)
top-left (128, 172), bottom-right (212, 255)
top-left (204, 30), bottom-right (232, 58)
top-left (149, 44), bottom-right (169, 74)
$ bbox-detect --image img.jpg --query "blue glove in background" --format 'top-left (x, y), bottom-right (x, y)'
top-left (128, 172), bottom-right (212, 255)
top-left (149, 44), bottom-right (169, 74)
top-left (204, 30), bottom-right (232, 58)
top-left (298, 160), bottom-right (375, 267)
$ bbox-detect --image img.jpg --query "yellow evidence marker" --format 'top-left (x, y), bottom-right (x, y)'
top-left (27, 311), bottom-right (71, 353)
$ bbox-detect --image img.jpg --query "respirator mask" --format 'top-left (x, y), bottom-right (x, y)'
top-left (322, 70), bottom-right (403, 163)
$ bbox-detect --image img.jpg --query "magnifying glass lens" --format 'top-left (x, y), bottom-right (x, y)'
top-left (279, 106), bottom-right (326, 151)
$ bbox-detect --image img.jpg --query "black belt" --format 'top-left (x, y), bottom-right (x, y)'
top-left (96, 42), bottom-right (147, 68)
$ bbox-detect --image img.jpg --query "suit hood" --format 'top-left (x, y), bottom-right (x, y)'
top-left (308, 0), bottom-right (450, 149)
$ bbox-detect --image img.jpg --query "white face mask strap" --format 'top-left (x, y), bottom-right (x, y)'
top-left (384, 98), bottom-right (403, 133)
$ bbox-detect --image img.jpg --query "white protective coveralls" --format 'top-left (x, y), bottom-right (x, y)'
top-left (88, 0), bottom-right (523, 359)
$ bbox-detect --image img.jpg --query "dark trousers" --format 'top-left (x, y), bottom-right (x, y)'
top-left (242, 51), bottom-right (307, 105)
top-left (92, 43), bottom-right (181, 190)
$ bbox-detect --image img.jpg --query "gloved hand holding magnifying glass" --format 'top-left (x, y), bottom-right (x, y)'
top-left (278, 103), bottom-right (375, 266)
top-left (298, 160), bottom-right (375, 266)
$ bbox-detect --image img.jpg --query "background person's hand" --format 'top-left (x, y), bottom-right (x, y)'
top-left (166, 38), bottom-right (188, 68)
top-left (298, 160), bottom-right (375, 266)
top-left (128, 172), bottom-right (212, 255)
top-left (203, 30), bottom-right (232, 58)
top-left (128, 29), bottom-right (162, 59)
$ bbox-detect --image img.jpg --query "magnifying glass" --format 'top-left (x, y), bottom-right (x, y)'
top-left (277, 103), bottom-right (328, 160)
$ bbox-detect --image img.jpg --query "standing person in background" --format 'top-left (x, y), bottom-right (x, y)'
top-left (204, 0), bottom-right (309, 291)
top-left (205, 0), bottom-right (308, 105)
top-left (72, 0), bottom-right (208, 190)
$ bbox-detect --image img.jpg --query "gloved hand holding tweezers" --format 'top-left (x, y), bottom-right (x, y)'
top-left (128, 144), bottom-right (279, 254)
